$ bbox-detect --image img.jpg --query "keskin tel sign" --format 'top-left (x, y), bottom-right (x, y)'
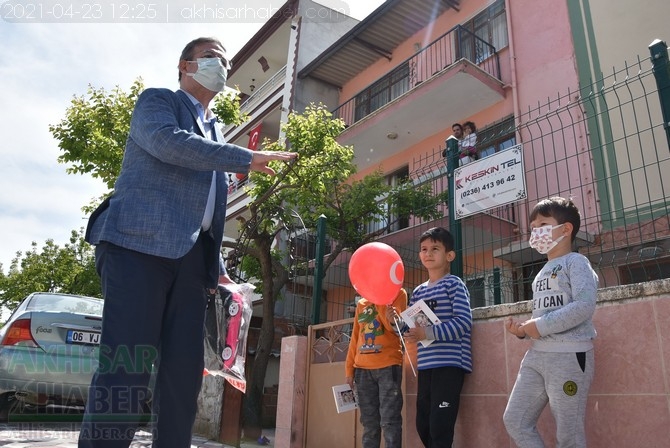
top-left (454, 144), bottom-right (527, 219)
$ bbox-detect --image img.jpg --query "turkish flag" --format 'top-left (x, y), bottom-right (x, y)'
top-left (248, 123), bottom-right (262, 150)
top-left (237, 123), bottom-right (262, 180)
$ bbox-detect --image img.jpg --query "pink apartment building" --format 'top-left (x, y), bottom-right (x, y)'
top-left (209, 0), bottom-right (670, 446)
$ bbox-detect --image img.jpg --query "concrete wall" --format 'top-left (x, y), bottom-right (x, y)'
top-left (292, 0), bottom-right (359, 114)
top-left (451, 278), bottom-right (670, 448)
top-left (280, 278), bottom-right (670, 447)
top-left (568, 0), bottom-right (670, 86)
top-left (194, 374), bottom-right (226, 440)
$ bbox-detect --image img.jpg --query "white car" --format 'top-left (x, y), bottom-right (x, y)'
top-left (0, 292), bottom-right (103, 421)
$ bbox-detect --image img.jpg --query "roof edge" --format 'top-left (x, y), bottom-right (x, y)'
top-left (229, 0), bottom-right (299, 77)
top-left (297, 0), bottom-right (403, 81)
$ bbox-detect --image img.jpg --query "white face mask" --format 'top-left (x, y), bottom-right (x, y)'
top-left (528, 224), bottom-right (566, 254)
top-left (187, 58), bottom-right (227, 92)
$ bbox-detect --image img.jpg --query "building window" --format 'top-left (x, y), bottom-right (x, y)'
top-left (291, 232), bottom-right (331, 262)
top-left (466, 277), bottom-right (487, 308)
top-left (388, 166), bottom-right (410, 232)
top-left (355, 63), bottom-right (410, 122)
top-left (466, 269), bottom-right (513, 308)
top-left (280, 284), bottom-right (328, 328)
top-left (364, 166), bottom-right (410, 234)
top-left (620, 257), bottom-right (670, 284)
top-left (476, 115), bottom-right (516, 159)
top-left (459, 0), bottom-right (508, 63)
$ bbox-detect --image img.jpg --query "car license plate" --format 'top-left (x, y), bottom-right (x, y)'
top-left (66, 330), bottom-right (101, 345)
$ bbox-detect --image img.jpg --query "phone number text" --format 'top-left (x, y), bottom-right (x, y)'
top-left (460, 175), bottom-right (517, 200)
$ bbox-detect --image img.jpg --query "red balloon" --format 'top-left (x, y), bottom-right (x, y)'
top-left (348, 242), bottom-right (404, 305)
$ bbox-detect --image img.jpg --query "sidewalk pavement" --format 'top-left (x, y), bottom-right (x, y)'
top-left (0, 424), bottom-right (275, 448)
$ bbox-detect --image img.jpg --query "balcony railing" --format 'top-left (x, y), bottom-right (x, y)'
top-left (332, 25), bottom-right (501, 127)
top-left (222, 65), bottom-right (287, 135)
top-left (240, 65), bottom-right (287, 112)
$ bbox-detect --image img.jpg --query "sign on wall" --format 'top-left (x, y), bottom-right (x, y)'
top-left (454, 144), bottom-right (527, 219)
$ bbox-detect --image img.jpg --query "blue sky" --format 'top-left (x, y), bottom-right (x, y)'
top-left (0, 0), bottom-right (383, 273)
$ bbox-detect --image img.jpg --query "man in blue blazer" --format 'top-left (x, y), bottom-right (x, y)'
top-left (79, 37), bottom-right (295, 448)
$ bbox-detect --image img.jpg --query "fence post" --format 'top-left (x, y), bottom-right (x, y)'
top-left (311, 214), bottom-right (327, 325)
top-left (649, 39), bottom-right (670, 150)
top-left (446, 136), bottom-right (463, 279)
top-left (492, 267), bottom-right (501, 305)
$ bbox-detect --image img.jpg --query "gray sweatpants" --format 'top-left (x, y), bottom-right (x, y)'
top-left (503, 349), bottom-right (595, 448)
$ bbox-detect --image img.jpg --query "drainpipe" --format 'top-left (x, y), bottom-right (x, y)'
top-left (311, 215), bottom-right (326, 325)
top-left (280, 15), bottom-right (301, 145)
top-left (504, 0), bottom-right (527, 231)
top-left (446, 136), bottom-right (463, 279)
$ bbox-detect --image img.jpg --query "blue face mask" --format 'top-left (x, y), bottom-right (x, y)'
top-left (187, 58), bottom-right (227, 92)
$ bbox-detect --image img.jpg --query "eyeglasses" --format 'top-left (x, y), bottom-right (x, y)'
top-left (216, 56), bottom-right (233, 71)
top-left (191, 52), bottom-right (232, 70)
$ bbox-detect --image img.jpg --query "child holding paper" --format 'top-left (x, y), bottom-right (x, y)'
top-left (405, 227), bottom-right (473, 447)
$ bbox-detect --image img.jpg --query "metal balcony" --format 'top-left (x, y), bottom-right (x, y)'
top-left (332, 25), bottom-right (505, 171)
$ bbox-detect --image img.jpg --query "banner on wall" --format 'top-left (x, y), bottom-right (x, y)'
top-left (454, 144), bottom-right (527, 219)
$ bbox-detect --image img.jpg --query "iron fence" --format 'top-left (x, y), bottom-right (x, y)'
top-left (249, 44), bottom-right (670, 329)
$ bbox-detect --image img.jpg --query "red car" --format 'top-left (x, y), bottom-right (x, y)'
top-left (221, 291), bottom-right (244, 369)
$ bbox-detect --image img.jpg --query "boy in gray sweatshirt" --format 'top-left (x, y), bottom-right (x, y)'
top-left (504, 197), bottom-right (598, 448)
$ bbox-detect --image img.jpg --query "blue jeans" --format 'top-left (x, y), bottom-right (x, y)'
top-left (354, 365), bottom-right (403, 448)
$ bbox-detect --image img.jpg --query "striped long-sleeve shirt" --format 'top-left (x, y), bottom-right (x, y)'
top-left (410, 274), bottom-right (473, 372)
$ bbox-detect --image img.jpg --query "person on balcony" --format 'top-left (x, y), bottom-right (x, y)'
top-left (442, 123), bottom-right (463, 159)
top-left (459, 121), bottom-right (478, 165)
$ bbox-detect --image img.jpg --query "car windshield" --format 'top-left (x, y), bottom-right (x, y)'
top-left (26, 293), bottom-right (103, 316)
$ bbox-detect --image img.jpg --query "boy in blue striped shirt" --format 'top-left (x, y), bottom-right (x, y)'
top-left (406, 227), bottom-right (473, 447)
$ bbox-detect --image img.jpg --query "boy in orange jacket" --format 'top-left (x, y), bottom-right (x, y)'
top-left (345, 288), bottom-right (407, 448)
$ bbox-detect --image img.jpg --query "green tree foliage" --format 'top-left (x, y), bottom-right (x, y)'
top-left (0, 229), bottom-right (100, 311)
top-left (50, 80), bottom-right (145, 191)
top-left (212, 88), bottom-right (249, 127)
top-left (231, 104), bottom-right (446, 437)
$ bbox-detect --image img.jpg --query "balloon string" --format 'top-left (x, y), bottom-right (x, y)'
top-left (391, 308), bottom-right (416, 378)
